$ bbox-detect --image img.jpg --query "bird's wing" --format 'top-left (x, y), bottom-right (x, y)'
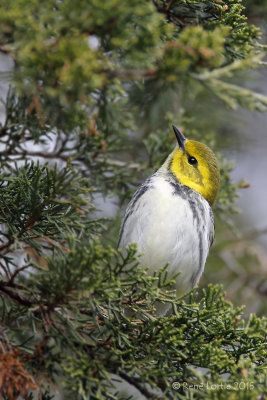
top-left (118, 180), bottom-right (152, 249)
top-left (209, 208), bottom-right (215, 248)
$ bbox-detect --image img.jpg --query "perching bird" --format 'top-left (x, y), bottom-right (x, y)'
top-left (118, 125), bottom-right (220, 315)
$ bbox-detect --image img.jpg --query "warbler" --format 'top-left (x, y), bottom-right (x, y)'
top-left (118, 125), bottom-right (220, 314)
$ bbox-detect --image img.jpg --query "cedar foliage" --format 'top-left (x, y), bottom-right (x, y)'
top-left (0, 1), bottom-right (266, 399)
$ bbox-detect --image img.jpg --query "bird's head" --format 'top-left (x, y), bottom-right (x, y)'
top-left (167, 125), bottom-right (220, 206)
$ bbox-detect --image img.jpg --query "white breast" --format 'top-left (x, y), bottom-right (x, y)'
top-left (119, 173), bottom-right (214, 299)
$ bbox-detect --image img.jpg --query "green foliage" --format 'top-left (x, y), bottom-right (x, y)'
top-left (0, 0), bottom-right (266, 127)
top-left (1, 242), bottom-right (266, 399)
top-left (0, 0), bottom-right (266, 399)
top-left (0, 162), bottom-right (97, 258)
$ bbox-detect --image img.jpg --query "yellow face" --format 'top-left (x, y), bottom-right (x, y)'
top-left (170, 140), bottom-right (220, 206)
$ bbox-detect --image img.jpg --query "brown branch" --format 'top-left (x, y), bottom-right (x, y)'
top-left (17, 150), bottom-right (70, 162)
top-left (9, 265), bottom-right (32, 284)
top-left (0, 280), bottom-right (57, 329)
top-left (238, 227), bottom-right (267, 241)
top-left (0, 211), bottom-right (45, 256)
top-left (165, 0), bottom-right (174, 11)
top-left (118, 371), bottom-right (164, 399)
top-left (0, 281), bottom-right (33, 307)
top-left (219, 249), bottom-right (267, 298)
top-left (0, 46), bottom-right (10, 55)
top-left (0, 261), bottom-right (11, 280)
top-left (0, 238), bottom-right (14, 253)
top-left (217, 227), bottom-right (267, 248)
top-left (100, 68), bottom-right (157, 79)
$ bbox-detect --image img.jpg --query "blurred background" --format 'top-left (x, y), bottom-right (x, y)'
top-left (103, 0), bottom-right (267, 317)
top-left (0, 0), bottom-right (266, 318)
top-left (203, 0), bottom-right (267, 316)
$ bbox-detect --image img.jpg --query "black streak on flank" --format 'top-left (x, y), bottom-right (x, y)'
top-left (118, 182), bottom-right (150, 247)
top-left (169, 175), bottom-right (207, 286)
top-left (209, 208), bottom-right (215, 248)
top-left (131, 182), bottom-right (150, 209)
top-left (188, 198), bottom-right (205, 286)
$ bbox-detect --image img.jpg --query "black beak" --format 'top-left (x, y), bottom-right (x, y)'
top-left (172, 124), bottom-right (186, 151)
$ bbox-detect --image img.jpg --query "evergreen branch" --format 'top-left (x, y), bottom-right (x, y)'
top-left (191, 54), bottom-right (264, 80)
top-left (18, 150), bottom-right (69, 162)
top-left (95, 157), bottom-right (142, 170)
top-left (14, 151), bottom-right (142, 170)
top-left (0, 214), bottom-right (41, 256)
top-left (197, 78), bottom-right (267, 110)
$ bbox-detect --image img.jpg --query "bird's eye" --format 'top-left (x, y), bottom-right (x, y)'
top-left (188, 156), bottom-right (198, 165)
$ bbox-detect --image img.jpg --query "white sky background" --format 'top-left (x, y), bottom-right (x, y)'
top-left (228, 67), bottom-right (267, 246)
top-left (0, 53), bottom-right (13, 124)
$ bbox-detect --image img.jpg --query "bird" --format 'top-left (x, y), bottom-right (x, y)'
top-left (118, 124), bottom-right (220, 315)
